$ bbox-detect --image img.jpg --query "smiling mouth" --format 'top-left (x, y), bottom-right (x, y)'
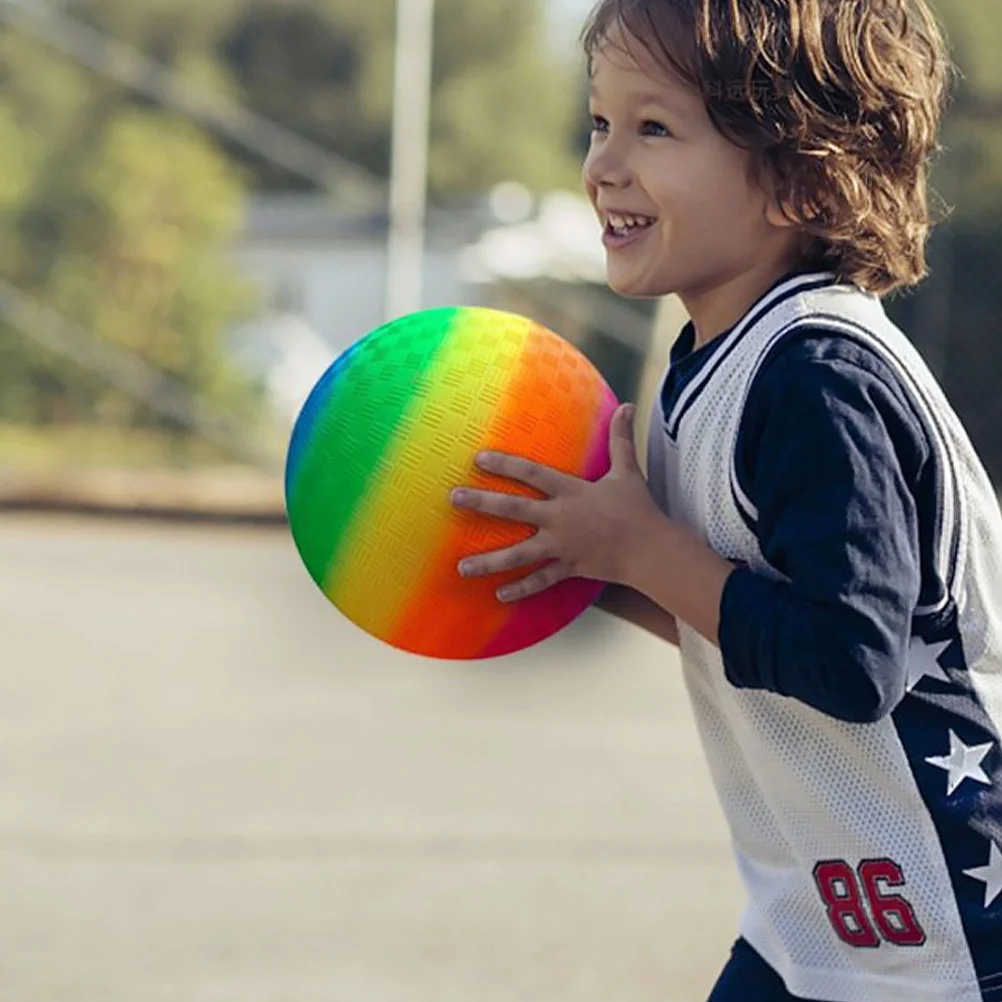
top-left (604, 213), bottom-right (658, 238)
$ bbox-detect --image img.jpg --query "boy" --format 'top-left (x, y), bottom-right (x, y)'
top-left (450, 1), bottom-right (1002, 999)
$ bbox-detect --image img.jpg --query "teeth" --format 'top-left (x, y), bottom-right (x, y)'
top-left (607, 213), bottom-right (655, 231)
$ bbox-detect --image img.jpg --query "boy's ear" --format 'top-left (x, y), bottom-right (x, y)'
top-left (757, 163), bottom-right (802, 229)
top-left (762, 179), bottom-right (803, 228)
top-left (765, 197), bottom-right (799, 229)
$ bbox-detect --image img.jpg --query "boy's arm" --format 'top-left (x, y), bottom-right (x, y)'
top-left (593, 581), bottom-right (681, 646)
top-left (621, 339), bottom-right (927, 725)
top-left (624, 520), bottom-right (738, 648)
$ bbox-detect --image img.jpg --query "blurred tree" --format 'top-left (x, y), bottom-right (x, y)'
top-left (876, 1), bottom-right (1002, 484)
top-left (216, 0), bottom-right (584, 197)
top-left (23, 0), bottom-right (587, 198)
top-left (0, 28), bottom-right (254, 429)
top-left (929, 0), bottom-right (1002, 228)
top-left (0, 0), bottom-right (589, 437)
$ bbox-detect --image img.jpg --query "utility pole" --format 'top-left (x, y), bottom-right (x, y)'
top-left (385, 0), bottom-right (436, 322)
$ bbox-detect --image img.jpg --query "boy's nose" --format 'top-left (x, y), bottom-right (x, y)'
top-left (583, 146), bottom-right (633, 191)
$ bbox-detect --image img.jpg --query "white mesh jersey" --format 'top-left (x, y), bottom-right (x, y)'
top-left (646, 271), bottom-right (1002, 1002)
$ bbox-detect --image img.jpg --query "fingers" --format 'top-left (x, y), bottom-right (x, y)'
top-left (495, 561), bottom-right (569, 602)
top-left (457, 537), bottom-right (546, 579)
top-left (609, 403), bottom-right (640, 472)
top-left (474, 451), bottom-right (570, 494)
top-left (450, 485), bottom-right (546, 524)
top-left (457, 538), bottom-right (567, 603)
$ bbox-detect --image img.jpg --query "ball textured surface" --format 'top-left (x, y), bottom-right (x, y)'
top-left (285, 306), bottom-right (619, 660)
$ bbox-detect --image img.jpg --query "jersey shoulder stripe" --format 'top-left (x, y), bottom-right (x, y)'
top-left (664, 271), bottom-right (838, 440)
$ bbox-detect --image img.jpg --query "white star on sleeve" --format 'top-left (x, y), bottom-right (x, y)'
top-left (963, 841), bottom-right (1002, 908)
top-left (905, 637), bottom-right (952, 692)
top-left (924, 730), bottom-right (993, 795)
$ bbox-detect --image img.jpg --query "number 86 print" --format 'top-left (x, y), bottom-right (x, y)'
top-left (813, 858), bottom-right (927, 948)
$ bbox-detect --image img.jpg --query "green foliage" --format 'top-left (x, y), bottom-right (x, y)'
top-left (868, 3), bottom-right (1002, 483)
top-left (934, 0), bottom-right (1002, 97)
top-left (0, 25), bottom-right (255, 428)
top-left (427, 20), bottom-right (582, 194)
top-left (935, 118), bottom-right (1002, 228)
top-left (0, 0), bottom-right (589, 443)
top-left (215, 0), bottom-right (584, 196)
top-left (52, 111), bottom-right (253, 410)
top-left (2, 0), bottom-right (998, 481)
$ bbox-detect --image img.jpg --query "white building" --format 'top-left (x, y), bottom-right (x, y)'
top-left (226, 189), bottom-right (653, 425)
top-left (225, 192), bottom-right (491, 424)
top-left (229, 193), bottom-right (492, 352)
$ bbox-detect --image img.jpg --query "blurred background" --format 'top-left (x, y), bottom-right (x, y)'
top-left (0, 1), bottom-right (998, 999)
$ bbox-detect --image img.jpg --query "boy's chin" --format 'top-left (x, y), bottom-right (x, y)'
top-left (606, 272), bottom-right (670, 299)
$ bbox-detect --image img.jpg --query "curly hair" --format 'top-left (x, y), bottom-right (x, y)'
top-left (581, 0), bottom-right (956, 297)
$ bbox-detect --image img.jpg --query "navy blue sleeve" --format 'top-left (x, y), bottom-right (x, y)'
top-left (718, 334), bottom-right (930, 723)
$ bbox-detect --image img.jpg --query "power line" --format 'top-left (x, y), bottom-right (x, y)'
top-left (0, 0), bottom-right (386, 206)
top-left (0, 0), bottom-right (381, 471)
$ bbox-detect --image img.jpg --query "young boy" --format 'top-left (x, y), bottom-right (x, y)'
top-left (450, 1), bottom-right (1002, 999)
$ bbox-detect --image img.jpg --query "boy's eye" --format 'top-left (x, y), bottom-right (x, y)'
top-left (588, 115), bottom-right (671, 138)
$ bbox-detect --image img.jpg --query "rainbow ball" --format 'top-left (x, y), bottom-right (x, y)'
top-left (285, 306), bottom-right (620, 660)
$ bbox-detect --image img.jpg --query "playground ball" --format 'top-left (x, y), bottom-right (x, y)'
top-left (284, 306), bottom-right (619, 660)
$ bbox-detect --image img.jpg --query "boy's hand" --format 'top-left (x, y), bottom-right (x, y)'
top-left (450, 403), bottom-right (662, 602)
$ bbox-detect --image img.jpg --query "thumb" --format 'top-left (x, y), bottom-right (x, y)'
top-left (609, 403), bottom-right (639, 470)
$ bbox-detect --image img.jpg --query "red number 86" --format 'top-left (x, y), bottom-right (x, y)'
top-left (813, 858), bottom-right (926, 948)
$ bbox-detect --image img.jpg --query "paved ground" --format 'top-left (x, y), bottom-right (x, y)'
top-left (0, 515), bottom-right (743, 1002)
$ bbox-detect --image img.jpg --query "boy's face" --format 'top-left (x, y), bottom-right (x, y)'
top-left (583, 26), bottom-right (800, 308)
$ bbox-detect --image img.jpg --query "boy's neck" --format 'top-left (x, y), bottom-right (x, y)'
top-left (685, 258), bottom-right (810, 350)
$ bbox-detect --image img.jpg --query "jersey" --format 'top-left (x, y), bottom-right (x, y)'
top-left (645, 269), bottom-right (1002, 1002)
